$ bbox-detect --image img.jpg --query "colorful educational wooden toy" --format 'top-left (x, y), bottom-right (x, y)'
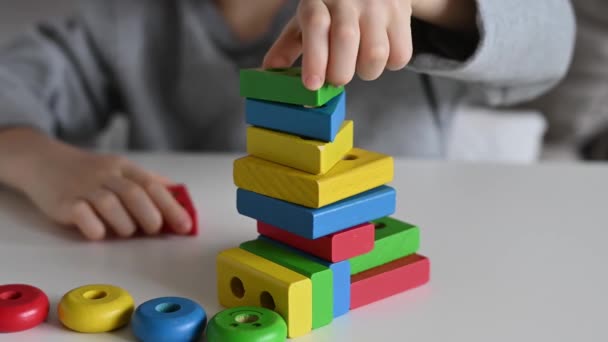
top-left (258, 237), bottom-right (352, 318)
top-left (216, 248), bottom-right (312, 338)
top-left (0, 284), bottom-right (49, 333)
top-left (57, 284), bottom-right (134, 333)
top-left (237, 186), bottom-right (396, 239)
top-left (240, 239), bottom-right (333, 329)
top-left (240, 68), bottom-right (344, 107)
top-left (350, 254), bottom-right (430, 309)
top-left (245, 91), bottom-right (346, 142)
top-left (258, 221), bottom-right (375, 263)
top-left (131, 297), bottom-right (206, 342)
top-left (234, 148), bottom-right (394, 208)
top-left (217, 69), bottom-right (432, 338)
top-left (161, 184), bottom-right (198, 235)
top-left (207, 306), bottom-right (287, 342)
top-left (349, 217), bottom-right (420, 275)
top-left (246, 120), bottom-right (353, 174)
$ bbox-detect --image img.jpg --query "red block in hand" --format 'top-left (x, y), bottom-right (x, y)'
top-left (161, 184), bottom-right (198, 236)
top-left (0, 284), bottom-right (49, 332)
top-left (257, 221), bottom-right (374, 262)
top-left (350, 254), bottom-right (430, 310)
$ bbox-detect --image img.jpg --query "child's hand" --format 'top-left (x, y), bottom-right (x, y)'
top-left (31, 150), bottom-right (193, 240)
top-left (27, 149), bottom-right (193, 240)
top-left (0, 129), bottom-right (192, 240)
top-left (263, 0), bottom-right (476, 90)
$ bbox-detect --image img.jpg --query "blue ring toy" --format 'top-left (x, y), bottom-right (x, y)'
top-left (132, 297), bottom-right (206, 342)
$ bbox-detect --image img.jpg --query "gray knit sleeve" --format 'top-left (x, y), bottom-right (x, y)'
top-left (0, 2), bottom-right (120, 143)
top-left (408, 0), bottom-right (576, 106)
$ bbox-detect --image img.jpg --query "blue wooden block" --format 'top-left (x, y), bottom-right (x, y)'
top-left (237, 185), bottom-right (396, 239)
top-left (259, 236), bottom-right (351, 318)
top-left (245, 91), bottom-right (346, 142)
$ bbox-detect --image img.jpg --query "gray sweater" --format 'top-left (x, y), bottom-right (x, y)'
top-left (0, 0), bottom-right (575, 158)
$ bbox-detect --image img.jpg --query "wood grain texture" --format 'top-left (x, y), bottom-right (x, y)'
top-left (234, 148), bottom-right (394, 208)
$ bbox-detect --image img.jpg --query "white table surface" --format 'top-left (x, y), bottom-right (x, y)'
top-left (1, 153), bottom-right (607, 341)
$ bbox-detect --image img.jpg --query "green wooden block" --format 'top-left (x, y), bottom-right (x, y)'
top-left (239, 67), bottom-right (344, 106)
top-left (240, 239), bottom-right (333, 329)
top-left (349, 217), bottom-right (420, 275)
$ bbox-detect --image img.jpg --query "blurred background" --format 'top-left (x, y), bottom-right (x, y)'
top-left (0, 0), bottom-right (606, 164)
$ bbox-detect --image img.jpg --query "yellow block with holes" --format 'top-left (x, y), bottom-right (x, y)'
top-left (217, 248), bottom-right (313, 338)
top-left (247, 121), bottom-right (354, 175)
top-left (234, 147), bottom-right (394, 208)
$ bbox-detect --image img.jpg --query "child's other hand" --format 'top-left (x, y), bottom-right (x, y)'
top-left (264, 0), bottom-right (415, 90)
top-left (263, 0), bottom-right (476, 90)
top-left (23, 144), bottom-right (193, 240)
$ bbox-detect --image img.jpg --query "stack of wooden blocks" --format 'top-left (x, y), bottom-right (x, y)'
top-left (216, 67), bottom-right (431, 338)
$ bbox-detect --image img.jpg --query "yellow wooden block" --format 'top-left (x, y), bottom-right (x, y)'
top-left (234, 147), bottom-right (394, 208)
top-left (216, 248), bottom-right (313, 338)
top-left (246, 121), bottom-right (354, 175)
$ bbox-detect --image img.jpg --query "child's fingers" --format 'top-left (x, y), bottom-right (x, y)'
top-left (263, 18), bottom-right (302, 69)
top-left (326, 3), bottom-right (360, 86)
top-left (357, 6), bottom-right (390, 81)
top-left (147, 183), bottom-right (192, 235)
top-left (297, 0), bottom-right (331, 90)
top-left (386, 8), bottom-right (412, 70)
top-left (86, 189), bottom-right (137, 238)
top-left (103, 177), bottom-right (163, 235)
top-left (69, 200), bottom-right (106, 240)
top-left (121, 162), bottom-right (191, 234)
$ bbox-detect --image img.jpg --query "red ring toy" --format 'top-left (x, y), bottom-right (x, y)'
top-left (0, 284), bottom-right (49, 332)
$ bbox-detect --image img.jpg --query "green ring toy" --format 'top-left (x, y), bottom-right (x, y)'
top-left (206, 306), bottom-right (287, 342)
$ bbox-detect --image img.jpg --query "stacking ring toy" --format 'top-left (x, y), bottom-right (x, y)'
top-left (206, 306), bottom-right (287, 342)
top-left (58, 284), bottom-right (134, 333)
top-left (132, 296), bottom-right (207, 341)
top-left (0, 284), bottom-right (49, 332)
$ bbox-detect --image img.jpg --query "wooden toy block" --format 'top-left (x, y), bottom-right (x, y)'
top-left (0, 284), bottom-right (49, 333)
top-left (258, 237), bottom-right (351, 318)
top-left (237, 186), bottom-right (396, 239)
top-left (350, 254), bottom-right (430, 309)
top-left (245, 91), bottom-right (346, 142)
top-left (258, 221), bottom-right (375, 263)
top-left (132, 297), bottom-right (206, 342)
top-left (161, 184), bottom-right (198, 236)
top-left (58, 284), bottom-right (134, 333)
top-left (207, 306), bottom-right (287, 342)
top-left (234, 148), bottom-right (394, 208)
top-left (247, 121), bottom-right (353, 175)
top-left (350, 217), bottom-right (420, 275)
top-left (240, 239), bottom-right (333, 329)
top-left (217, 248), bottom-right (312, 338)
top-left (240, 67), bottom-right (344, 107)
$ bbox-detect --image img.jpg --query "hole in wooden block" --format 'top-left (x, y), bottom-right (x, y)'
top-left (231, 277), bottom-right (245, 298)
top-left (230, 323), bottom-right (239, 327)
top-left (343, 154), bottom-right (358, 161)
top-left (260, 291), bottom-right (276, 310)
top-left (155, 303), bottom-right (181, 313)
top-left (253, 323), bottom-right (262, 327)
top-left (235, 313), bottom-right (259, 324)
top-left (0, 291), bottom-right (21, 300)
top-left (82, 290), bottom-right (107, 300)
top-left (374, 222), bottom-right (387, 229)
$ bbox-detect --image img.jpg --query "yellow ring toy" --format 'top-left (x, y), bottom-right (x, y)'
top-left (58, 284), bottom-right (134, 333)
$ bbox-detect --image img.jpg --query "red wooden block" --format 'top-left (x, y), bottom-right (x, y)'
top-left (0, 284), bottom-right (49, 332)
top-left (257, 221), bottom-right (375, 262)
top-left (161, 184), bottom-right (198, 236)
top-left (350, 254), bottom-right (430, 309)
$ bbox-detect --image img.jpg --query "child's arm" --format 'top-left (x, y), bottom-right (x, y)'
top-left (264, 0), bottom-right (575, 105)
top-left (0, 6), bottom-right (192, 239)
top-left (0, 127), bottom-right (193, 240)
